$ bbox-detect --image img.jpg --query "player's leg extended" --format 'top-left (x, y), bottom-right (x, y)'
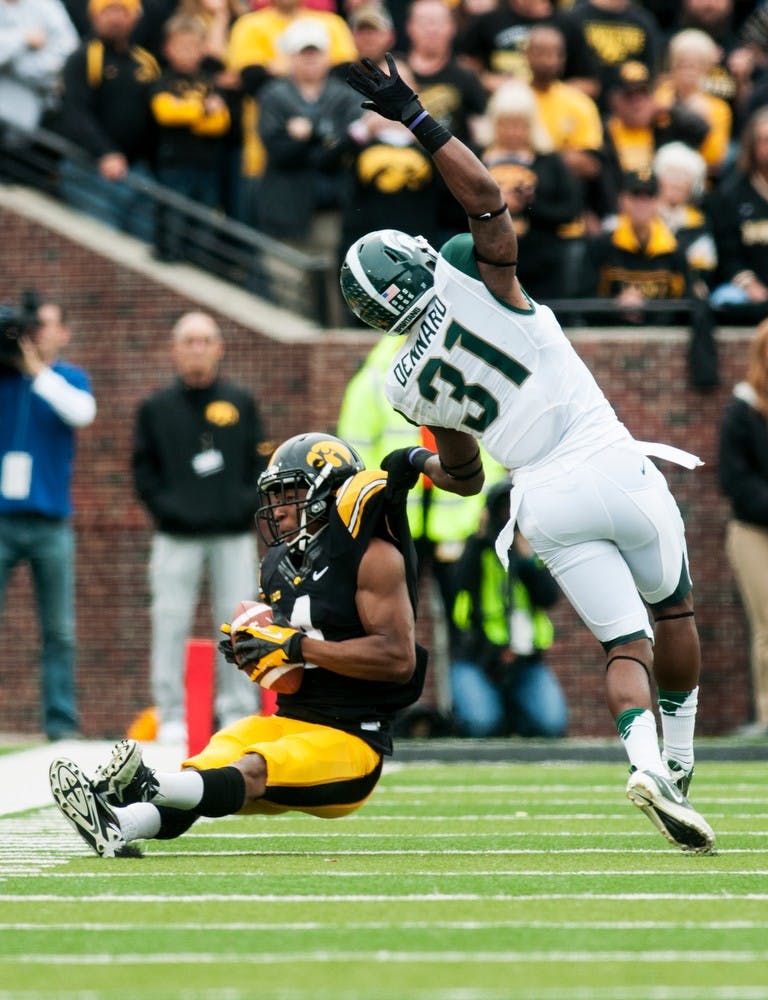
top-left (149, 533), bottom-right (205, 742)
top-left (55, 716), bottom-right (385, 855)
top-left (651, 590), bottom-right (700, 791)
top-left (616, 462), bottom-right (701, 793)
top-left (526, 538), bottom-right (713, 854)
top-left (50, 738), bottom-right (248, 855)
top-left (518, 471), bottom-right (661, 764)
top-left (518, 472), bottom-right (713, 853)
top-left (596, 458), bottom-right (712, 852)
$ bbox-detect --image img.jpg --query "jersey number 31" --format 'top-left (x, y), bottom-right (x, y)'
top-left (417, 321), bottom-right (531, 432)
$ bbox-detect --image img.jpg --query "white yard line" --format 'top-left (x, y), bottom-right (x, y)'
top-left (0, 742), bottom-right (186, 878)
top-left (3, 987), bottom-right (756, 1000)
top-left (7, 949), bottom-right (768, 964)
top-left (0, 741), bottom-right (185, 816)
top-left (26, 869), bottom-right (768, 878)
top-left (4, 893), bottom-right (768, 902)
top-left (3, 920), bottom-right (768, 931)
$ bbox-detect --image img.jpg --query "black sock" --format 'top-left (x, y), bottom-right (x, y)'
top-left (197, 766), bottom-right (247, 817)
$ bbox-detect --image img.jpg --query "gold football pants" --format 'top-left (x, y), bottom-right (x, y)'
top-left (184, 714), bottom-right (383, 818)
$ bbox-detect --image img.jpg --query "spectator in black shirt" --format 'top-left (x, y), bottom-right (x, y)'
top-left (718, 320), bottom-right (768, 734)
top-left (150, 15), bottom-right (230, 204)
top-left (560, 0), bottom-right (663, 110)
top-left (456, 0), bottom-right (556, 94)
top-left (405, 0), bottom-right (488, 239)
top-left (482, 78), bottom-right (584, 300)
top-left (55, 0), bottom-right (160, 239)
top-left (586, 168), bottom-right (692, 324)
top-left (61, 0), bottom-right (175, 53)
top-left (133, 311), bottom-right (270, 746)
top-left (709, 107), bottom-right (768, 321)
top-left (257, 18), bottom-right (362, 320)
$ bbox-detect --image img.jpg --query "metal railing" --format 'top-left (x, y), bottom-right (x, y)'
top-left (0, 126), bottom-right (334, 326)
top-left (3, 124), bottom-right (756, 335)
top-left (536, 297), bottom-right (696, 327)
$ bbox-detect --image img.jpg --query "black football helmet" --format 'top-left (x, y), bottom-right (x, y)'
top-left (340, 229), bottom-right (438, 334)
top-left (256, 432), bottom-right (364, 551)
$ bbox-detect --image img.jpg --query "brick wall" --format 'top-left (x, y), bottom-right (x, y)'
top-left (0, 203), bottom-right (755, 739)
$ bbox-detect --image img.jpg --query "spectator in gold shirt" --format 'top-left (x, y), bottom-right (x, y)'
top-left (227, 0), bottom-right (357, 78)
top-left (526, 23), bottom-right (603, 183)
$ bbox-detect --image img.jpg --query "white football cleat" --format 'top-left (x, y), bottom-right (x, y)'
top-left (626, 769), bottom-right (715, 854)
top-left (92, 738), bottom-right (158, 805)
top-left (49, 757), bottom-right (125, 858)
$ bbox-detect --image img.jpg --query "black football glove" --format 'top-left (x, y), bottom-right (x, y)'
top-left (381, 446), bottom-right (433, 497)
top-left (220, 619), bottom-right (304, 678)
top-left (217, 635), bottom-right (239, 665)
top-left (219, 610), bottom-right (303, 674)
top-left (346, 53), bottom-right (423, 123)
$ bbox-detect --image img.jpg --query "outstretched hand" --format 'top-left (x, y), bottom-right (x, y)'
top-left (381, 446), bottom-right (434, 502)
top-left (346, 53), bottom-right (422, 123)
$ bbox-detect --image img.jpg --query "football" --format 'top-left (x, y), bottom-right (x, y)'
top-left (229, 600), bottom-right (304, 694)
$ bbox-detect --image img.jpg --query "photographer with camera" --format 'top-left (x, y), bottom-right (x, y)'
top-left (0, 296), bottom-right (96, 740)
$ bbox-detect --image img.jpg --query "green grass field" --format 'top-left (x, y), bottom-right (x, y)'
top-left (1, 758), bottom-right (767, 1000)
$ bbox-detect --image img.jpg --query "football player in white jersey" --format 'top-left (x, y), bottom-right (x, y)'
top-left (341, 54), bottom-right (715, 854)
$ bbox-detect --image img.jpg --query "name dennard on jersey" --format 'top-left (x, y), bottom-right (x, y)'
top-left (392, 297), bottom-right (448, 387)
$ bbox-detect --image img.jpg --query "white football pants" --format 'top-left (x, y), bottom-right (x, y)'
top-left (517, 445), bottom-right (690, 646)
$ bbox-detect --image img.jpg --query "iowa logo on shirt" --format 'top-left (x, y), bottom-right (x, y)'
top-left (357, 145), bottom-right (433, 193)
top-left (206, 401), bottom-right (240, 426)
top-left (584, 23), bottom-right (645, 64)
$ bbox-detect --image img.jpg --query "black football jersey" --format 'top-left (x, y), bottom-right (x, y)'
top-left (259, 470), bottom-right (427, 754)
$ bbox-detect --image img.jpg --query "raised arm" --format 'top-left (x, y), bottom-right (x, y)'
top-left (346, 54), bottom-right (528, 309)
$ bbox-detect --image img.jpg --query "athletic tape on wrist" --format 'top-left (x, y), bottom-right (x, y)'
top-left (408, 110), bottom-right (429, 129)
top-left (407, 447), bottom-right (432, 473)
top-left (408, 112), bottom-right (452, 154)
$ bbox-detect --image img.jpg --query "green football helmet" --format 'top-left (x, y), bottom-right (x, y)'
top-left (340, 230), bottom-right (438, 335)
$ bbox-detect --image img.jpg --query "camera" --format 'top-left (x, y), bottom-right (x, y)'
top-left (0, 290), bottom-right (41, 369)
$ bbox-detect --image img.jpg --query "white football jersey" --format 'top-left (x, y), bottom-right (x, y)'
top-left (385, 234), bottom-right (632, 472)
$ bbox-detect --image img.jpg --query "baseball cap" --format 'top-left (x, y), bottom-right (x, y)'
top-left (621, 168), bottom-right (659, 196)
top-left (349, 6), bottom-right (394, 32)
top-left (88, 0), bottom-right (141, 14)
top-left (616, 60), bottom-right (652, 93)
top-left (279, 18), bottom-right (331, 54)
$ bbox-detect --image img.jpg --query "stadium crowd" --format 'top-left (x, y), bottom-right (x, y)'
top-left (3, 0), bottom-right (768, 324)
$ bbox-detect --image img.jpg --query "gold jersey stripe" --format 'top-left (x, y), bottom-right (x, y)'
top-left (335, 471), bottom-right (387, 538)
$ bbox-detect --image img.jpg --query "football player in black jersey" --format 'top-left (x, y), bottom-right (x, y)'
top-left (48, 432), bottom-right (427, 857)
